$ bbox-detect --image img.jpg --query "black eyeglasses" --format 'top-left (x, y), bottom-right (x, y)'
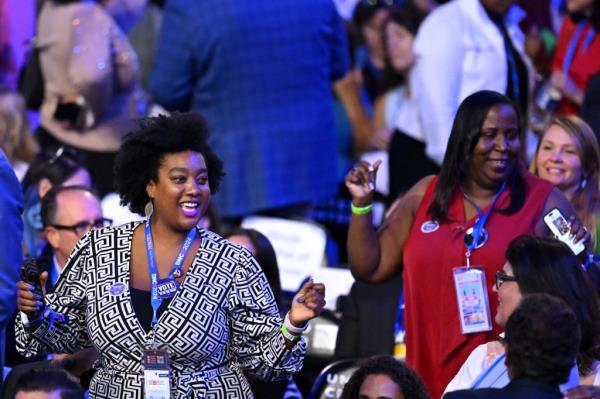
top-left (495, 271), bottom-right (518, 290)
top-left (51, 218), bottom-right (113, 237)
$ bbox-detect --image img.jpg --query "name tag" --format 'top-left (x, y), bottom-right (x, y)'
top-left (453, 266), bottom-right (492, 334)
top-left (144, 348), bottom-right (171, 399)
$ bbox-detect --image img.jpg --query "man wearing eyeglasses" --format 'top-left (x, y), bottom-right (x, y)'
top-left (2, 186), bottom-right (108, 395)
top-left (40, 186), bottom-right (110, 281)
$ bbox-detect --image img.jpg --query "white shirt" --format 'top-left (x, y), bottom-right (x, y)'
top-left (412, 0), bottom-right (528, 165)
top-left (385, 85), bottom-right (424, 142)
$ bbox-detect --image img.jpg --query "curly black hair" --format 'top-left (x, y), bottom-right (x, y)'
top-left (505, 293), bottom-right (581, 386)
top-left (114, 112), bottom-right (225, 216)
top-left (340, 355), bottom-right (429, 399)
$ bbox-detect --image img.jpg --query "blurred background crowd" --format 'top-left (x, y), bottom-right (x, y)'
top-left (1, 0), bottom-right (600, 398)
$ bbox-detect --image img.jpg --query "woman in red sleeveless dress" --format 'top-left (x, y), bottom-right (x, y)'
top-left (345, 90), bottom-right (588, 398)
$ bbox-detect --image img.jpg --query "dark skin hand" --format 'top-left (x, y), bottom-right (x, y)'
top-left (284, 280), bottom-right (326, 350)
top-left (17, 271), bottom-right (49, 317)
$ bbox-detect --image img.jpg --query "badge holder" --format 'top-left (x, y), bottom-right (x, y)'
top-left (143, 335), bottom-right (171, 399)
top-left (452, 183), bottom-right (505, 334)
top-left (452, 265), bottom-right (492, 334)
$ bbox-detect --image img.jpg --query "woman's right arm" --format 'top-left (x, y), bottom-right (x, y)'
top-left (15, 235), bottom-right (92, 357)
top-left (346, 163), bottom-right (432, 283)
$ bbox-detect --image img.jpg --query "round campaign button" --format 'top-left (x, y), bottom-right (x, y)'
top-left (109, 282), bottom-right (126, 296)
top-left (420, 220), bottom-right (439, 234)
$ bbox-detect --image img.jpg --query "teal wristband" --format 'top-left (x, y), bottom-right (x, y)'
top-left (351, 203), bottom-right (373, 215)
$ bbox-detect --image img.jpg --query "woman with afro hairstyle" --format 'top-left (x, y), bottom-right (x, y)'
top-left (15, 112), bottom-right (326, 398)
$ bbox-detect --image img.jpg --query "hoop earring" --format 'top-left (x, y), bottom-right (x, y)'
top-left (144, 199), bottom-right (154, 218)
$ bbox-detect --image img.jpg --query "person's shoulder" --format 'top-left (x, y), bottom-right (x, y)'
top-left (521, 169), bottom-right (554, 194)
top-left (407, 175), bottom-right (437, 203)
top-left (200, 228), bottom-right (230, 246)
top-left (415, 6), bottom-right (463, 54)
top-left (201, 229), bottom-right (253, 259)
top-left (558, 15), bottom-right (578, 36)
top-left (444, 388), bottom-right (500, 399)
top-left (419, 0), bottom-right (464, 31)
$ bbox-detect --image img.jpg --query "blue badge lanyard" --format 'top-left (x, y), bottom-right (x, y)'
top-left (562, 21), bottom-right (596, 75)
top-left (144, 219), bottom-right (197, 327)
top-left (465, 182), bottom-right (506, 262)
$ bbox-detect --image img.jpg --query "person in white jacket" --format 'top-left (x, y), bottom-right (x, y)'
top-left (411, 0), bottom-right (530, 166)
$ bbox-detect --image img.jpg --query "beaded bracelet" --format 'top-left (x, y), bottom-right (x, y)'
top-left (351, 203), bottom-right (373, 215)
top-left (285, 312), bottom-right (308, 335)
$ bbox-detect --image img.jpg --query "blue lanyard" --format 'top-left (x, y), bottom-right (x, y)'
top-left (144, 219), bottom-right (197, 327)
top-left (394, 291), bottom-right (405, 341)
top-left (563, 21), bottom-right (596, 74)
top-left (465, 182), bottom-right (506, 254)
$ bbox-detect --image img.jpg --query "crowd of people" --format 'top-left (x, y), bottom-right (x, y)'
top-left (1, 0), bottom-right (600, 398)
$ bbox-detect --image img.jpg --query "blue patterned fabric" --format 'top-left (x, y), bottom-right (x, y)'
top-left (150, 0), bottom-right (349, 217)
top-left (16, 223), bottom-right (305, 398)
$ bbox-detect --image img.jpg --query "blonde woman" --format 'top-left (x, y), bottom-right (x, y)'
top-left (531, 115), bottom-right (600, 253)
top-left (0, 88), bottom-right (39, 180)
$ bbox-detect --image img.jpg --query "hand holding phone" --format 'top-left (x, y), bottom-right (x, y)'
top-left (18, 258), bottom-right (46, 318)
top-left (543, 208), bottom-right (586, 255)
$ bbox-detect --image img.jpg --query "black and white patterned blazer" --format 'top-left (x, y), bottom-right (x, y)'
top-left (16, 221), bottom-right (305, 398)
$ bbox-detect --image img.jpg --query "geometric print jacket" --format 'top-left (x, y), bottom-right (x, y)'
top-left (16, 222), bottom-right (305, 398)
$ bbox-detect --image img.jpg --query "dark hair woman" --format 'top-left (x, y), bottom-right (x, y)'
top-left (446, 236), bottom-right (600, 392)
top-left (16, 112), bottom-right (326, 398)
top-left (345, 90), bottom-right (589, 398)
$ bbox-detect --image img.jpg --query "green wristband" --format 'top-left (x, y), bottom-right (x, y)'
top-left (281, 324), bottom-right (301, 342)
top-left (351, 203), bottom-right (373, 215)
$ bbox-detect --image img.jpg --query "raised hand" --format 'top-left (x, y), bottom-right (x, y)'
top-left (288, 280), bottom-right (326, 327)
top-left (17, 271), bottom-right (48, 317)
top-left (345, 160), bottom-right (381, 206)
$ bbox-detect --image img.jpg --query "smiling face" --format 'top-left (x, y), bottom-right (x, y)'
top-left (535, 124), bottom-right (583, 199)
top-left (385, 21), bottom-right (416, 74)
top-left (358, 374), bottom-right (404, 399)
top-left (467, 104), bottom-right (521, 189)
top-left (146, 150), bottom-right (210, 233)
top-left (494, 261), bottom-right (522, 327)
